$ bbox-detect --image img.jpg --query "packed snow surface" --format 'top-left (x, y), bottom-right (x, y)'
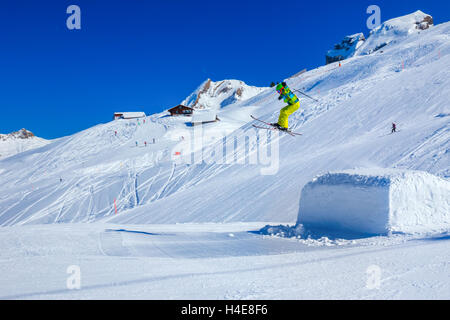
top-left (0, 222), bottom-right (449, 299)
top-left (298, 169), bottom-right (450, 235)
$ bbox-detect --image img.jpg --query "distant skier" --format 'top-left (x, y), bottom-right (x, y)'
top-left (135, 141), bottom-right (138, 147)
top-left (271, 82), bottom-right (300, 131)
top-left (114, 131), bottom-right (117, 136)
top-left (144, 141), bottom-right (147, 147)
top-left (391, 123), bottom-right (397, 134)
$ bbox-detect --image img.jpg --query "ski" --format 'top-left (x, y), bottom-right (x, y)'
top-left (252, 125), bottom-right (302, 137)
top-left (251, 115), bottom-right (274, 127)
top-left (251, 115), bottom-right (302, 136)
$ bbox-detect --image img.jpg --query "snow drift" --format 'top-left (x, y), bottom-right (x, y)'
top-left (297, 169), bottom-right (450, 235)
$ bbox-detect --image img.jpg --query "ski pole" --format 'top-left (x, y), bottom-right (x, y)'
top-left (292, 89), bottom-right (320, 102)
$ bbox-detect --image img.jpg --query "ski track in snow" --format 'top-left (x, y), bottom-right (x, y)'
top-left (0, 223), bottom-right (449, 299)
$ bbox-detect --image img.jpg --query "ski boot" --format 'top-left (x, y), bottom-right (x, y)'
top-left (271, 123), bottom-right (288, 132)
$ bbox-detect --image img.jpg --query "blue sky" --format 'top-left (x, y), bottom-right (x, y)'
top-left (1, 0), bottom-right (449, 139)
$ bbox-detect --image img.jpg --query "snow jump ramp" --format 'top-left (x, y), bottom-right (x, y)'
top-left (297, 169), bottom-right (450, 235)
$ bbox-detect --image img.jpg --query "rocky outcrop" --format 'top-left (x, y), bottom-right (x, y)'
top-left (356, 10), bottom-right (434, 56)
top-left (190, 79), bottom-right (212, 108)
top-left (326, 33), bottom-right (366, 65)
top-left (416, 15), bottom-right (434, 30)
top-left (0, 128), bottom-right (35, 141)
top-left (181, 79), bottom-right (267, 110)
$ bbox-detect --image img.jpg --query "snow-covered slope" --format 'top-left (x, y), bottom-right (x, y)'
top-left (0, 106), bottom-right (266, 225)
top-left (181, 78), bottom-right (267, 110)
top-left (105, 19), bottom-right (449, 225)
top-left (111, 19), bottom-right (449, 225)
top-left (0, 129), bottom-right (50, 159)
top-left (0, 17), bottom-right (449, 228)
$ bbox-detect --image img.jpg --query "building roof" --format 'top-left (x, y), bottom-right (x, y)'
top-left (114, 112), bottom-right (146, 118)
top-left (168, 105), bottom-right (194, 112)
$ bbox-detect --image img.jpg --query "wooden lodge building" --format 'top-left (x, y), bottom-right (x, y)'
top-left (168, 105), bottom-right (194, 116)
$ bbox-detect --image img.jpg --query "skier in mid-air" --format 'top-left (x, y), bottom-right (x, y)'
top-left (251, 81), bottom-right (306, 136)
top-left (271, 82), bottom-right (301, 131)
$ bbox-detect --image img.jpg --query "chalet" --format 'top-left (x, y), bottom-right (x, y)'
top-left (113, 112), bottom-right (146, 120)
top-left (168, 105), bottom-right (194, 116)
top-left (191, 109), bottom-right (219, 126)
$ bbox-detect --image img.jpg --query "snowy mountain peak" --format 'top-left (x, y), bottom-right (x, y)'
top-left (181, 78), bottom-right (267, 110)
top-left (356, 10), bottom-right (434, 55)
top-left (381, 10), bottom-right (434, 32)
top-left (0, 128), bottom-right (35, 141)
top-left (0, 128), bottom-right (49, 159)
top-left (325, 11), bottom-right (434, 63)
top-left (373, 10), bottom-right (434, 37)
